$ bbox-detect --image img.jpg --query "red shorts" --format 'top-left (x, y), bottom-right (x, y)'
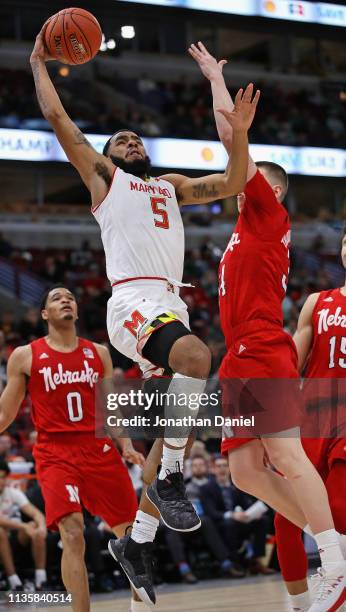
top-left (33, 433), bottom-right (138, 531)
top-left (220, 324), bottom-right (300, 453)
top-left (302, 437), bottom-right (346, 479)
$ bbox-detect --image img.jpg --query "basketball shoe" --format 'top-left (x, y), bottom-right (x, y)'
top-left (146, 465), bottom-right (201, 532)
top-left (108, 536), bottom-right (155, 606)
top-left (308, 562), bottom-right (346, 611)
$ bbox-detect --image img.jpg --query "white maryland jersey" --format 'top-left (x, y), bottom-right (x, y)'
top-left (92, 168), bottom-right (185, 285)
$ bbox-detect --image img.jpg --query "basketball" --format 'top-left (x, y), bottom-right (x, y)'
top-left (44, 8), bottom-right (102, 65)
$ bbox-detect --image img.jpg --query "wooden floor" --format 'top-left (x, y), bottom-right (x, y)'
top-left (36, 576), bottom-right (293, 611)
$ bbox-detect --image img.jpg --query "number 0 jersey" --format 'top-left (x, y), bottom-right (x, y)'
top-left (92, 168), bottom-right (184, 285)
top-left (305, 288), bottom-right (346, 378)
top-left (219, 170), bottom-right (291, 349)
top-left (28, 337), bottom-right (104, 434)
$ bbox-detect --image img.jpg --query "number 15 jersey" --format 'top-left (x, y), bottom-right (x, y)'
top-left (92, 168), bottom-right (184, 285)
top-left (219, 170), bottom-right (291, 349)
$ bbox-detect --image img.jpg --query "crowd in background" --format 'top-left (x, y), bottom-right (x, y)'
top-left (0, 237), bottom-right (344, 377)
top-left (0, 67), bottom-right (344, 148)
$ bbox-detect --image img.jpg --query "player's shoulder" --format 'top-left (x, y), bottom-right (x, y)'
top-left (300, 292), bottom-right (321, 318)
top-left (91, 341), bottom-right (111, 359)
top-left (8, 344), bottom-right (31, 366)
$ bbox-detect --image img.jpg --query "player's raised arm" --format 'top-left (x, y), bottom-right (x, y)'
top-left (189, 41), bottom-right (258, 181)
top-left (293, 293), bottom-right (320, 372)
top-left (0, 347), bottom-right (29, 432)
top-left (162, 83), bottom-right (259, 206)
top-left (30, 27), bottom-right (114, 207)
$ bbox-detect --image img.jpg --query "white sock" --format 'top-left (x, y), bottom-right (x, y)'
top-left (158, 373), bottom-right (206, 480)
top-left (131, 600), bottom-right (151, 611)
top-left (35, 569), bottom-right (47, 588)
top-left (314, 529), bottom-right (344, 573)
top-left (304, 525), bottom-right (346, 560)
top-left (8, 574), bottom-right (22, 589)
top-left (131, 510), bottom-right (159, 545)
top-left (288, 591), bottom-right (311, 612)
top-left (158, 443), bottom-right (186, 479)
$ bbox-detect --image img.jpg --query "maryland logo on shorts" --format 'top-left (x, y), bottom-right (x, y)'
top-left (135, 311), bottom-right (179, 355)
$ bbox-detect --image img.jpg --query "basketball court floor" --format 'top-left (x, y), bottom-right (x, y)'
top-left (34, 576), bottom-right (292, 611)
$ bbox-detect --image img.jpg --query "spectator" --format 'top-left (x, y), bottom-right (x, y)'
top-left (201, 455), bottom-right (272, 574)
top-left (0, 460), bottom-right (47, 590)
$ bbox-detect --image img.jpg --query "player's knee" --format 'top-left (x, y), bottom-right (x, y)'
top-left (171, 338), bottom-right (211, 378)
top-left (229, 463), bottom-right (254, 493)
top-left (266, 447), bottom-right (304, 479)
top-left (59, 518), bottom-right (85, 556)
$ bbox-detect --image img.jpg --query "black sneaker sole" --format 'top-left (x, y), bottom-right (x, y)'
top-left (146, 488), bottom-right (201, 532)
top-left (107, 540), bottom-right (155, 607)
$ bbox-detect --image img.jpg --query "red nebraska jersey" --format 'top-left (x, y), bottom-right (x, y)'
top-left (305, 288), bottom-right (346, 378)
top-left (219, 170), bottom-right (290, 348)
top-left (28, 337), bottom-right (104, 434)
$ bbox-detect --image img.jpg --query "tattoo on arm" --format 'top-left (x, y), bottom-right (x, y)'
top-left (73, 128), bottom-right (92, 148)
top-left (192, 183), bottom-right (219, 200)
top-left (95, 162), bottom-right (112, 188)
top-left (31, 60), bottom-right (50, 117)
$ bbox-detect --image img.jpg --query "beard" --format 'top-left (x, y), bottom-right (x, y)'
top-left (109, 154), bottom-right (152, 178)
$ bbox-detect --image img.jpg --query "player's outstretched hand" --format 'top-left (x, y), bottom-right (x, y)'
top-left (188, 41), bottom-right (227, 81)
top-left (217, 83), bottom-right (260, 132)
top-left (30, 24), bottom-right (55, 63)
top-left (121, 440), bottom-right (146, 468)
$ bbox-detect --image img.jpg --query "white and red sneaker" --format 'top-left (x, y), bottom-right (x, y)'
top-left (308, 564), bottom-right (346, 612)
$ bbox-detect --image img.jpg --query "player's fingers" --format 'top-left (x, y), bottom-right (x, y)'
top-left (218, 59), bottom-right (228, 70)
top-left (188, 44), bottom-right (201, 60)
top-left (251, 89), bottom-right (261, 107)
top-left (234, 88), bottom-right (244, 107)
top-left (197, 41), bottom-right (210, 56)
top-left (243, 83), bottom-right (254, 102)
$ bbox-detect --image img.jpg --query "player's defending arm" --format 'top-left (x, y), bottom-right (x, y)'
top-left (189, 41), bottom-right (258, 182)
top-left (293, 293), bottom-right (319, 372)
top-left (0, 347), bottom-right (29, 433)
top-left (162, 83), bottom-right (259, 206)
top-left (30, 27), bottom-right (114, 207)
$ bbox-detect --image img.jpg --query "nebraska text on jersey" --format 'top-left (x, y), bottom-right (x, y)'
top-left (317, 306), bottom-right (346, 335)
top-left (39, 361), bottom-right (99, 392)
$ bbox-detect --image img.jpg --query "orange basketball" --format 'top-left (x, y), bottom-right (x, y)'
top-left (44, 8), bottom-right (102, 65)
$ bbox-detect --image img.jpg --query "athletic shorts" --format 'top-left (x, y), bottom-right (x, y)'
top-left (302, 437), bottom-right (346, 479)
top-left (107, 279), bottom-right (190, 377)
top-left (220, 322), bottom-right (300, 453)
top-left (33, 433), bottom-right (138, 531)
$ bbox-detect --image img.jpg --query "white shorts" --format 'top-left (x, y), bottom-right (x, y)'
top-left (107, 279), bottom-right (190, 377)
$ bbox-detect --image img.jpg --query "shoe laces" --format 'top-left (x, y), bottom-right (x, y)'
top-left (163, 462), bottom-right (187, 498)
top-left (311, 567), bottom-right (342, 601)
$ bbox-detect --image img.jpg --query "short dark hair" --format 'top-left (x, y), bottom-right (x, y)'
top-left (256, 161), bottom-right (289, 202)
top-left (0, 459), bottom-right (10, 476)
top-left (40, 285), bottom-right (75, 311)
top-left (212, 453), bottom-right (227, 463)
top-left (102, 129), bottom-right (133, 156)
top-left (191, 455), bottom-right (207, 463)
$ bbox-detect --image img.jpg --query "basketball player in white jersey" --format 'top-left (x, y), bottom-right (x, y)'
top-left (30, 26), bottom-right (259, 605)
